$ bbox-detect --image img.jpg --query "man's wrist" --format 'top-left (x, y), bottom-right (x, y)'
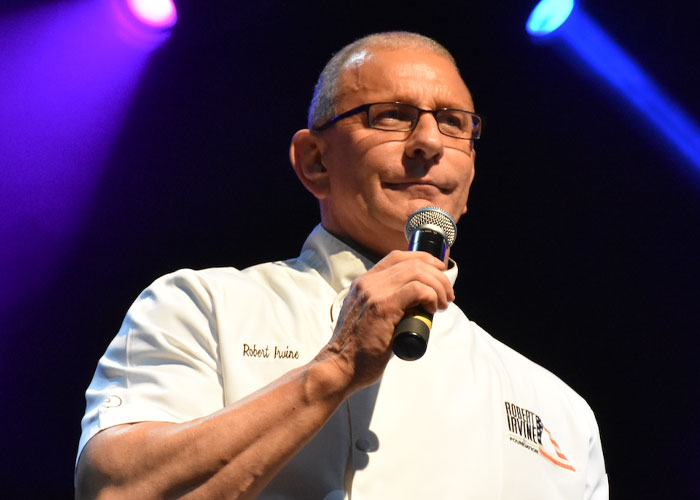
top-left (302, 354), bottom-right (356, 406)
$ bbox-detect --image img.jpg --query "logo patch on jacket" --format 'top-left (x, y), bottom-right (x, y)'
top-left (504, 401), bottom-right (575, 471)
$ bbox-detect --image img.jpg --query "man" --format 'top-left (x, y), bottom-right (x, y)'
top-left (76, 32), bottom-right (608, 499)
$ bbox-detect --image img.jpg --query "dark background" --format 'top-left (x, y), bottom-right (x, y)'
top-left (2, 0), bottom-right (699, 498)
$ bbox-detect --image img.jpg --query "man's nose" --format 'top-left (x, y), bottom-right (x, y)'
top-left (404, 113), bottom-right (444, 162)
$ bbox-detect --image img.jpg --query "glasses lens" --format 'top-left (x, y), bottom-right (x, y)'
top-left (368, 103), bottom-right (417, 131)
top-left (436, 110), bottom-right (479, 139)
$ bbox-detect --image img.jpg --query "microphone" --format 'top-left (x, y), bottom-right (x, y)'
top-left (392, 206), bottom-right (457, 361)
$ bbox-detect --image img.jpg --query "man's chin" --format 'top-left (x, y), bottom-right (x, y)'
top-left (403, 198), bottom-right (447, 217)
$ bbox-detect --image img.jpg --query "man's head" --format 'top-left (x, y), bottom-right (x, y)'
top-left (307, 33), bottom-right (458, 130)
top-left (290, 32), bottom-right (478, 257)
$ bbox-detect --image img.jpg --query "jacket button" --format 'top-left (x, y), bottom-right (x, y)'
top-left (355, 438), bottom-right (371, 452)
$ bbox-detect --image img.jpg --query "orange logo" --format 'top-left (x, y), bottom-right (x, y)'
top-left (538, 426), bottom-right (576, 471)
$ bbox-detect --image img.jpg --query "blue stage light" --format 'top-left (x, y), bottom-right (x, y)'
top-left (526, 0), bottom-right (574, 36)
top-left (527, 4), bottom-right (700, 173)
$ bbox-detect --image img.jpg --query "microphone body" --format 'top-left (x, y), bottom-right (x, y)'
top-left (392, 207), bottom-right (457, 361)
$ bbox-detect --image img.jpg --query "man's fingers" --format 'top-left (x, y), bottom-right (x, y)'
top-left (394, 281), bottom-right (442, 314)
top-left (386, 265), bottom-right (452, 309)
top-left (361, 258), bottom-right (454, 309)
top-left (371, 249), bottom-right (446, 272)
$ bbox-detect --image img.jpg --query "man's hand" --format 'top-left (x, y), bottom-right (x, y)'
top-left (318, 250), bottom-right (454, 394)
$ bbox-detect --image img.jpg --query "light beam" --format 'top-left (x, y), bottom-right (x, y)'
top-left (0, 0), bottom-right (169, 315)
top-left (527, 1), bottom-right (700, 173)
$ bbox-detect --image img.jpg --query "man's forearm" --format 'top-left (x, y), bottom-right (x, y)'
top-left (76, 357), bottom-right (350, 500)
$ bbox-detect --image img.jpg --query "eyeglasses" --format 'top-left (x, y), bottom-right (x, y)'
top-left (313, 102), bottom-right (482, 140)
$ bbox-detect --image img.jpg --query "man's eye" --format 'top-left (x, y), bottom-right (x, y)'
top-left (440, 112), bottom-right (464, 129)
top-left (374, 109), bottom-right (403, 122)
top-left (371, 105), bottom-right (417, 128)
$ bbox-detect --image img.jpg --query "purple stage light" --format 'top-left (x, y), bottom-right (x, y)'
top-left (126, 0), bottom-right (177, 29)
top-left (0, 0), bottom-right (161, 317)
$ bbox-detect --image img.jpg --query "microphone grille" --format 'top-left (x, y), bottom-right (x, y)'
top-left (405, 206), bottom-right (457, 248)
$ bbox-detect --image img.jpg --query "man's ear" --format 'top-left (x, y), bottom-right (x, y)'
top-left (289, 129), bottom-right (329, 200)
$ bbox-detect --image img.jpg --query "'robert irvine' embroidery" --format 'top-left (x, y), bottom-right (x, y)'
top-left (504, 401), bottom-right (576, 471)
top-left (242, 343), bottom-right (300, 360)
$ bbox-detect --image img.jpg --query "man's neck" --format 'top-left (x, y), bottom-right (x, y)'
top-left (321, 226), bottom-right (386, 264)
top-left (321, 224), bottom-right (451, 265)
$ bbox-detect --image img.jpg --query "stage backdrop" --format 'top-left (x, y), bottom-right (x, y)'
top-left (1, 1), bottom-right (699, 498)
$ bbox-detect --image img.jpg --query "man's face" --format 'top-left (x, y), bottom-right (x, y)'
top-left (317, 47), bottom-right (476, 256)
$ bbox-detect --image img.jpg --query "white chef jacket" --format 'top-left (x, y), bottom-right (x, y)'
top-left (78, 224), bottom-right (608, 499)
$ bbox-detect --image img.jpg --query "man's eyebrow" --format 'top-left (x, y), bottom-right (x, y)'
top-left (388, 97), bottom-right (473, 110)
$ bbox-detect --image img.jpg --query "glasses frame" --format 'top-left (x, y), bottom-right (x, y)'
top-left (312, 101), bottom-right (482, 140)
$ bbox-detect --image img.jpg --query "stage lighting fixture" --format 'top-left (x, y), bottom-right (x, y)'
top-left (126, 0), bottom-right (177, 29)
top-left (526, 0), bottom-right (574, 36)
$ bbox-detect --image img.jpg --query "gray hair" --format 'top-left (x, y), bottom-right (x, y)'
top-left (307, 32), bottom-right (458, 129)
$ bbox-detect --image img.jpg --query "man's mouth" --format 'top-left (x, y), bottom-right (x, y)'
top-left (383, 181), bottom-right (450, 194)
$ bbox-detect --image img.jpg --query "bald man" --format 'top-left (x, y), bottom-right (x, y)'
top-left (76, 32), bottom-right (608, 499)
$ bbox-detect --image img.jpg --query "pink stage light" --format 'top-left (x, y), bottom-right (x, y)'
top-left (111, 0), bottom-right (177, 47)
top-left (126, 0), bottom-right (177, 29)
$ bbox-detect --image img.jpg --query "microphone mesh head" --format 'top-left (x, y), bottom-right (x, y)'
top-left (405, 206), bottom-right (457, 248)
